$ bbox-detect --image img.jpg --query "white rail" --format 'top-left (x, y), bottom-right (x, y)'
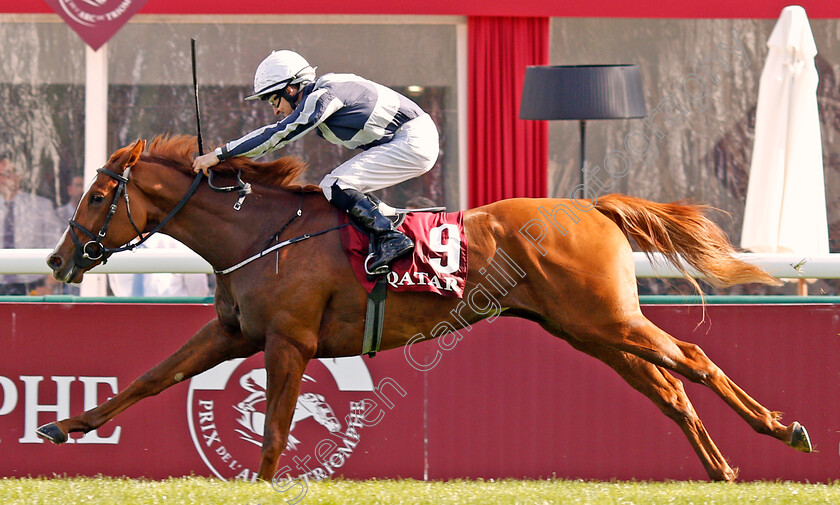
top-left (3, 249), bottom-right (839, 278)
top-left (1, 249), bottom-right (212, 274)
top-left (634, 252), bottom-right (840, 279)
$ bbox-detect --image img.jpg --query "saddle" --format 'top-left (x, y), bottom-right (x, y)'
top-left (339, 201), bottom-right (468, 358)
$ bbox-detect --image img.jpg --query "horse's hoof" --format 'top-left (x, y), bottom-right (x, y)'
top-left (789, 421), bottom-right (812, 452)
top-left (709, 465), bottom-right (738, 482)
top-left (36, 423), bottom-right (68, 444)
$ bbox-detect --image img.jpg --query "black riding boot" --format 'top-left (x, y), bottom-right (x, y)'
top-left (329, 184), bottom-right (414, 275)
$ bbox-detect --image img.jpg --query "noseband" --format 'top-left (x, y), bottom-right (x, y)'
top-left (67, 166), bottom-right (205, 269)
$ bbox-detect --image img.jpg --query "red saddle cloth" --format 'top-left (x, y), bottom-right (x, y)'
top-left (339, 211), bottom-right (468, 298)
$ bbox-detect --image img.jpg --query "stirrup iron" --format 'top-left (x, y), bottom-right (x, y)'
top-left (364, 253), bottom-right (390, 276)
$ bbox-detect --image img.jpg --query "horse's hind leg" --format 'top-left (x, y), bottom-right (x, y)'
top-left (36, 319), bottom-right (259, 443)
top-left (558, 334), bottom-right (737, 481)
top-left (591, 315), bottom-right (811, 453)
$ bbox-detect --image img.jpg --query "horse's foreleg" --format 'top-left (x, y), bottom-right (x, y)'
top-left (37, 319), bottom-right (259, 443)
top-left (601, 316), bottom-right (811, 453)
top-left (256, 332), bottom-right (313, 482)
top-left (560, 335), bottom-right (737, 481)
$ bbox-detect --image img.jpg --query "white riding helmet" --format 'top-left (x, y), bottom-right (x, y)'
top-left (245, 50), bottom-right (317, 101)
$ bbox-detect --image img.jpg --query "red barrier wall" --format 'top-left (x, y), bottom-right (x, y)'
top-left (0, 302), bottom-right (837, 482)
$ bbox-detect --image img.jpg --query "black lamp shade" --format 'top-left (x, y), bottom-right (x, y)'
top-left (520, 64), bottom-right (647, 120)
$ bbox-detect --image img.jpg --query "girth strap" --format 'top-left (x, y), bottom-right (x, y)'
top-left (362, 276), bottom-right (388, 357)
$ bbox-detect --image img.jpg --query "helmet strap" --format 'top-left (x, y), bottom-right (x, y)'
top-left (280, 84), bottom-right (299, 107)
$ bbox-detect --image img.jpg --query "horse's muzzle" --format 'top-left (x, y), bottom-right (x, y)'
top-left (46, 251), bottom-right (83, 284)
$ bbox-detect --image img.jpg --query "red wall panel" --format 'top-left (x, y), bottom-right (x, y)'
top-left (0, 303), bottom-right (426, 481)
top-left (0, 302), bottom-right (836, 482)
top-left (425, 307), bottom-right (840, 481)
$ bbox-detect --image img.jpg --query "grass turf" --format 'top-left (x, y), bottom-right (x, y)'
top-left (1, 477), bottom-right (838, 504)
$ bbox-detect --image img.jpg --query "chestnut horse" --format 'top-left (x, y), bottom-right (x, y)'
top-left (40, 136), bottom-right (811, 482)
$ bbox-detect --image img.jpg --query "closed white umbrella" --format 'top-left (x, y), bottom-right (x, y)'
top-left (741, 5), bottom-right (827, 294)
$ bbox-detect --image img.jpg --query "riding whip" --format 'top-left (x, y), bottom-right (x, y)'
top-left (190, 38), bottom-right (251, 209)
top-left (191, 38), bottom-right (204, 156)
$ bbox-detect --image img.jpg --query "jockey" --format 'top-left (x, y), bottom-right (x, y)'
top-left (193, 50), bottom-right (440, 275)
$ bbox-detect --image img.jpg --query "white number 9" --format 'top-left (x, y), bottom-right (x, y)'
top-left (429, 224), bottom-right (461, 275)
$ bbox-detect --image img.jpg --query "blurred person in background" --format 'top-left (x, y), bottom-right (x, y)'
top-left (0, 154), bottom-right (63, 295)
top-left (57, 174), bottom-right (84, 222)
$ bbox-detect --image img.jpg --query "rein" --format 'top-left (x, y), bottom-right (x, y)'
top-left (214, 192), bottom-right (349, 275)
top-left (208, 170), bottom-right (252, 211)
top-left (68, 166), bottom-right (205, 269)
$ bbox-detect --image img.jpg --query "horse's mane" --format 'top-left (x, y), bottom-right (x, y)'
top-left (143, 135), bottom-right (320, 192)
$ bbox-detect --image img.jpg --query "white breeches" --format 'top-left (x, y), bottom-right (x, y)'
top-left (319, 113), bottom-right (439, 200)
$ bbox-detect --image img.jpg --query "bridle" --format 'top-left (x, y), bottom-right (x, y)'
top-left (67, 165), bottom-right (205, 270)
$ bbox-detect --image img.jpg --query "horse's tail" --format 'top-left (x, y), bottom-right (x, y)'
top-left (594, 194), bottom-right (780, 292)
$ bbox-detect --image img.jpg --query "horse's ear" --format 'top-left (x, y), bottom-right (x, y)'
top-left (126, 139), bottom-right (146, 167)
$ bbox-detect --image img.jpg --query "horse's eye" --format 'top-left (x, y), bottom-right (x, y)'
top-left (89, 194), bottom-right (105, 204)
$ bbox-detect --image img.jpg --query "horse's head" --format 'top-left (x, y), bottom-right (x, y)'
top-left (47, 139), bottom-right (150, 284)
top-left (296, 393), bottom-right (341, 432)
